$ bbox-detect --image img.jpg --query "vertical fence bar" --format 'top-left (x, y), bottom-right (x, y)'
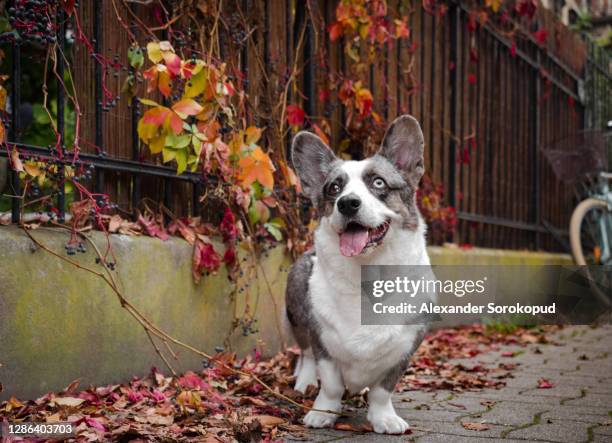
top-left (533, 48), bottom-right (541, 249)
top-left (447, 3), bottom-right (458, 209)
top-left (129, 3), bottom-right (141, 213)
top-left (10, 41), bottom-right (21, 223)
top-left (303, 5), bottom-right (315, 123)
top-left (94, 0), bottom-right (104, 197)
top-left (56, 7), bottom-right (66, 222)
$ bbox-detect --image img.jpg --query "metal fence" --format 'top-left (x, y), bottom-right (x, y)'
top-left (0, 0), bottom-right (610, 252)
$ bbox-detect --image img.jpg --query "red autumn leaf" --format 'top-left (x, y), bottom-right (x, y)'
top-left (163, 52), bottom-right (182, 78)
top-left (328, 22), bottom-right (344, 42)
top-left (193, 240), bottom-right (222, 282)
top-left (537, 378), bottom-right (554, 389)
top-left (220, 208), bottom-right (237, 242)
top-left (223, 246), bottom-right (237, 267)
top-left (516, 0), bottom-right (537, 19)
top-left (568, 96), bottom-right (575, 107)
top-left (533, 28), bottom-right (548, 46)
top-left (142, 106), bottom-right (171, 127)
top-left (137, 213), bottom-right (169, 241)
top-left (510, 41), bottom-right (517, 57)
top-left (84, 417), bottom-right (106, 432)
top-left (468, 73), bottom-right (477, 85)
top-left (180, 61), bottom-right (197, 79)
top-left (286, 105), bottom-right (306, 127)
top-left (179, 372), bottom-right (209, 390)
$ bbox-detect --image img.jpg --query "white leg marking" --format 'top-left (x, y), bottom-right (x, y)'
top-left (367, 385), bottom-right (409, 434)
top-left (294, 352), bottom-right (317, 393)
top-left (293, 354), bottom-right (303, 377)
top-left (303, 359), bottom-right (344, 428)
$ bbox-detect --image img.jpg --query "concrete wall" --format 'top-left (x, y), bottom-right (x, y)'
top-left (0, 227), bottom-right (572, 400)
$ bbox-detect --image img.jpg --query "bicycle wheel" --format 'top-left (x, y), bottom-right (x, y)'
top-left (569, 197), bottom-right (612, 309)
top-left (570, 198), bottom-right (611, 266)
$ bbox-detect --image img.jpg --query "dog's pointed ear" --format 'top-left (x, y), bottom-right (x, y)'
top-left (291, 131), bottom-right (338, 202)
top-left (378, 115), bottom-right (425, 185)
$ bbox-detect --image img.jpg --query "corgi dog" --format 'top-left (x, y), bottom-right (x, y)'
top-left (285, 115), bottom-right (433, 434)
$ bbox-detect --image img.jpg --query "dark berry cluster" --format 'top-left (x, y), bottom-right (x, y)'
top-left (6, 0), bottom-right (63, 45)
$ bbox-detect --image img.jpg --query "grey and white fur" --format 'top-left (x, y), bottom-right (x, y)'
top-left (285, 115), bottom-right (435, 434)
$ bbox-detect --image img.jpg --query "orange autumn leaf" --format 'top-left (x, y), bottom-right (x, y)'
top-left (312, 123), bottom-right (330, 145)
top-left (143, 65), bottom-right (171, 98)
top-left (172, 99), bottom-right (203, 119)
top-left (238, 147), bottom-right (275, 190)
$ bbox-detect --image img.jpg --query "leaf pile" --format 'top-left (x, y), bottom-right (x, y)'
top-left (0, 325), bottom-right (559, 441)
top-left (399, 324), bottom-right (558, 392)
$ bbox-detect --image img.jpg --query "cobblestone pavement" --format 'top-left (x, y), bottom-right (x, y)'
top-left (289, 325), bottom-right (612, 442)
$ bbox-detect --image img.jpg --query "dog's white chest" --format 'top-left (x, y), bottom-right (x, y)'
top-left (309, 260), bottom-right (422, 391)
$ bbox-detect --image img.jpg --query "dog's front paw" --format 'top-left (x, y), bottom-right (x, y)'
top-left (303, 410), bottom-right (338, 428)
top-left (368, 413), bottom-right (409, 434)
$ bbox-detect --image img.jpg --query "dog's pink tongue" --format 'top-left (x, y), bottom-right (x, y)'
top-left (339, 229), bottom-right (369, 257)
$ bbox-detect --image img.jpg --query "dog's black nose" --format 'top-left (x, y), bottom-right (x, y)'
top-left (337, 194), bottom-right (361, 216)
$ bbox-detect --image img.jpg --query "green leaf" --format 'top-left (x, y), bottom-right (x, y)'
top-left (175, 149), bottom-right (188, 175)
top-left (248, 202), bottom-right (260, 224)
top-left (32, 104), bottom-right (51, 125)
top-left (166, 133), bottom-right (191, 149)
top-left (128, 45), bottom-right (144, 69)
top-left (139, 98), bottom-right (160, 107)
top-left (162, 147), bottom-right (176, 163)
top-left (192, 137), bottom-right (202, 156)
top-left (264, 222), bottom-right (283, 241)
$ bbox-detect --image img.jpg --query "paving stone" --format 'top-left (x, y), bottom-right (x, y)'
top-left (416, 434), bottom-right (527, 443)
top-left (396, 408), bottom-right (464, 423)
top-left (505, 419), bottom-right (592, 442)
top-left (460, 387), bottom-right (566, 405)
top-left (541, 404), bottom-right (611, 423)
top-left (562, 392), bottom-right (612, 408)
top-left (477, 401), bottom-right (548, 426)
top-left (403, 419), bottom-right (512, 439)
top-left (342, 429), bottom-right (428, 442)
top-left (395, 391), bottom-right (441, 404)
top-left (592, 424), bottom-right (612, 437)
top-left (520, 385), bottom-right (585, 398)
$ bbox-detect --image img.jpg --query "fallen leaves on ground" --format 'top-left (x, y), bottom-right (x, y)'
top-left (537, 378), bottom-right (555, 389)
top-left (461, 421), bottom-right (490, 431)
top-left (0, 325), bottom-right (559, 441)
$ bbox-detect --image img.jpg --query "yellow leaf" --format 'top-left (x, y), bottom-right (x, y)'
top-left (185, 69), bottom-right (207, 98)
top-left (24, 162), bottom-right (41, 177)
top-left (146, 42), bottom-right (162, 63)
top-left (486, 0), bottom-right (502, 13)
top-left (0, 85), bottom-right (6, 111)
top-left (149, 133), bottom-right (166, 154)
top-left (137, 119), bottom-right (157, 141)
top-left (245, 126), bottom-right (262, 145)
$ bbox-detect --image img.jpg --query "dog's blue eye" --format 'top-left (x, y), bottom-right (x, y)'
top-left (373, 178), bottom-right (386, 189)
